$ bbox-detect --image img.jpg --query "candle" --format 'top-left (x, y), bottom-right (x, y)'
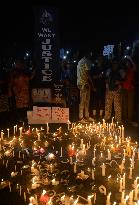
top-left (119, 178), bottom-right (123, 192)
top-left (123, 173), bottom-right (125, 190)
top-left (92, 157), bottom-right (95, 166)
top-left (6, 160), bottom-right (8, 168)
top-left (101, 163), bottom-right (106, 176)
top-left (94, 148), bottom-right (96, 158)
top-left (1, 131), bottom-right (3, 140)
top-left (21, 170), bottom-right (23, 175)
top-left (121, 191), bottom-right (125, 204)
top-left (107, 149), bottom-right (111, 160)
top-left (24, 192), bottom-right (26, 202)
top-left (129, 165), bottom-right (133, 179)
top-left (74, 162), bottom-right (77, 173)
top-left (47, 123), bottom-right (49, 133)
top-left (80, 139), bottom-right (83, 148)
top-left (19, 127), bottom-right (22, 137)
top-left (67, 120), bottom-right (70, 130)
top-left (19, 185), bottom-right (22, 196)
top-left (92, 168), bottom-right (95, 180)
top-left (9, 182), bottom-right (11, 192)
top-left (70, 157), bottom-right (73, 164)
top-left (128, 190), bottom-right (133, 204)
top-left (14, 126), bottom-right (16, 135)
top-left (88, 195), bottom-right (92, 205)
top-left (15, 125), bottom-right (17, 133)
top-left (134, 184), bottom-right (139, 201)
top-left (60, 147), bottom-right (63, 157)
top-left (106, 192), bottom-right (111, 205)
top-left (15, 165), bottom-right (16, 172)
top-left (121, 125), bottom-right (124, 141)
top-left (7, 128), bottom-right (9, 138)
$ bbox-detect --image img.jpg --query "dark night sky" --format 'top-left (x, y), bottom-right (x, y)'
top-left (0, 1), bottom-right (139, 56)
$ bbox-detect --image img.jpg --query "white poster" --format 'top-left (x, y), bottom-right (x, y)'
top-left (52, 107), bottom-right (69, 123)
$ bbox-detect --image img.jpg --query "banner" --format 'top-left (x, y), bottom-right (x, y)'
top-left (33, 7), bottom-right (59, 88)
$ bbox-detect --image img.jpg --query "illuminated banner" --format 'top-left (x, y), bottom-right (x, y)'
top-left (33, 7), bottom-right (59, 87)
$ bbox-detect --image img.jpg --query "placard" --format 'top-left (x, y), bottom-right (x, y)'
top-left (52, 107), bottom-right (69, 123)
top-left (32, 88), bottom-right (52, 103)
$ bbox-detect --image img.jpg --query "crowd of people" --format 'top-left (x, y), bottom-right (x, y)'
top-left (61, 43), bottom-right (139, 126)
top-left (0, 41), bottom-right (139, 128)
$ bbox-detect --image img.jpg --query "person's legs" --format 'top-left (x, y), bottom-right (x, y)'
top-left (84, 85), bottom-right (91, 118)
top-left (79, 85), bottom-right (86, 120)
top-left (104, 91), bottom-right (113, 120)
top-left (114, 90), bottom-right (122, 123)
top-left (127, 90), bottom-right (134, 122)
top-left (121, 89), bottom-right (128, 123)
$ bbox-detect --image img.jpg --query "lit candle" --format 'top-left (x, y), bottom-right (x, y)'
top-left (121, 191), bottom-right (125, 204)
top-left (74, 162), bottom-right (77, 173)
top-left (6, 160), bottom-right (8, 168)
top-left (88, 195), bottom-right (92, 205)
top-left (123, 173), bottom-right (125, 190)
top-left (47, 123), bottom-right (49, 133)
top-left (92, 168), bottom-right (95, 180)
top-left (24, 192), bottom-right (26, 202)
top-left (1, 131), bottom-right (4, 140)
top-left (106, 192), bottom-right (111, 205)
top-left (67, 120), bottom-right (70, 130)
top-left (128, 190), bottom-right (133, 204)
top-left (121, 125), bottom-right (124, 142)
top-left (119, 178), bottom-right (123, 192)
top-left (7, 128), bottom-right (9, 138)
top-left (134, 184), bottom-right (139, 201)
top-left (94, 148), bottom-right (96, 158)
top-left (101, 163), bottom-right (106, 176)
top-left (92, 157), bottom-right (95, 166)
top-left (129, 165), bottom-right (133, 179)
top-left (15, 125), bottom-right (17, 133)
top-left (70, 156), bottom-right (73, 164)
top-left (14, 126), bottom-right (16, 135)
top-left (19, 127), bottom-right (22, 137)
top-left (80, 139), bottom-right (83, 148)
top-left (60, 147), bottom-right (63, 157)
top-left (107, 149), bottom-right (111, 160)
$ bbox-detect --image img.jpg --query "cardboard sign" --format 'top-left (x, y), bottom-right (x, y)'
top-left (27, 106), bottom-right (69, 124)
top-left (52, 107), bottom-right (69, 123)
top-left (33, 106), bottom-right (51, 120)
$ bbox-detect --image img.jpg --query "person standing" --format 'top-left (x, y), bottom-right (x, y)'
top-left (77, 50), bottom-right (95, 123)
top-left (104, 58), bottom-right (122, 123)
top-left (91, 56), bottom-right (106, 120)
top-left (121, 56), bottom-right (136, 124)
top-left (9, 59), bottom-right (35, 125)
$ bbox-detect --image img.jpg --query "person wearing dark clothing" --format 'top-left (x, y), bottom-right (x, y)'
top-left (91, 57), bottom-right (106, 120)
top-left (121, 56), bottom-right (136, 124)
top-left (104, 59), bottom-right (122, 123)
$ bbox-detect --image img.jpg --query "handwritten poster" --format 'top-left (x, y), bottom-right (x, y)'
top-left (33, 106), bottom-right (51, 120)
top-left (52, 107), bottom-right (69, 123)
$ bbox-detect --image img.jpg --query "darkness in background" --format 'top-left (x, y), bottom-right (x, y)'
top-left (0, 1), bottom-right (139, 58)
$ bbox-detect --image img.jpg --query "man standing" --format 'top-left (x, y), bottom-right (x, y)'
top-left (77, 51), bottom-right (95, 123)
